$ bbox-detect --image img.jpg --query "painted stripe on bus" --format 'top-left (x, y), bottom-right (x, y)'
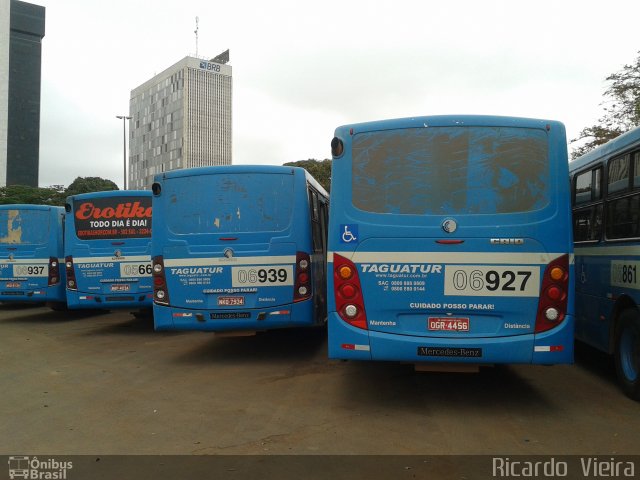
top-left (0, 258), bottom-right (49, 264)
top-left (163, 256), bottom-right (297, 267)
top-left (328, 251), bottom-right (573, 265)
top-left (73, 255), bottom-right (151, 263)
top-left (574, 245), bottom-right (640, 257)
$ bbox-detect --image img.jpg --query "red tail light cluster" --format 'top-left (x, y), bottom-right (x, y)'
top-left (152, 256), bottom-right (170, 305)
top-left (293, 252), bottom-right (312, 303)
top-left (535, 254), bottom-right (569, 333)
top-left (65, 256), bottom-right (77, 291)
top-left (333, 253), bottom-right (367, 330)
top-left (48, 257), bottom-right (60, 286)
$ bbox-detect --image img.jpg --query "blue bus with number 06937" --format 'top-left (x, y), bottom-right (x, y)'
top-left (150, 165), bottom-right (329, 333)
top-left (0, 204), bottom-right (66, 308)
top-left (327, 115), bottom-right (574, 367)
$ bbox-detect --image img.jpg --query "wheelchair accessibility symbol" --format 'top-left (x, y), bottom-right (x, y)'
top-left (340, 224), bottom-right (358, 243)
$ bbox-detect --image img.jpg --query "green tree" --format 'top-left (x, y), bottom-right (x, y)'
top-left (65, 177), bottom-right (119, 196)
top-left (0, 185), bottom-right (65, 206)
top-left (0, 177), bottom-right (119, 206)
top-left (283, 159), bottom-right (332, 192)
top-left (571, 51), bottom-right (640, 159)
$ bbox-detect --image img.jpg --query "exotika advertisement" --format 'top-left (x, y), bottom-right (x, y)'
top-left (73, 196), bottom-right (152, 240)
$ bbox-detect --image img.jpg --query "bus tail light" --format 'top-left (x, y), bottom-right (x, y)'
top-left (152, 256), bottom-right (170, 305)
top-left (65, 256), bottom-right (77, 291)
top-left (293, 252), bottom-right (312, 302)
top-left (48, 257), bottom-right (60, 286)
top-left (535, 254), bottom-right (569, 333)
top-left (333, 253), bottom-right (367, 330)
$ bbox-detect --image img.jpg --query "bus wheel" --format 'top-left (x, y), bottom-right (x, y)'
top-left (615, 309), bottom-right (640, 401)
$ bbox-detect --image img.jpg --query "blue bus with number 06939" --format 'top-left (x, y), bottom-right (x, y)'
top-left (327, 115), bottom-right (574, 367)
top-left (150, 165), bottom-right (329, 333)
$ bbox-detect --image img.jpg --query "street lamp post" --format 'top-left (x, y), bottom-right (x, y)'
top-left (116, 115), bottom-right (131, 190)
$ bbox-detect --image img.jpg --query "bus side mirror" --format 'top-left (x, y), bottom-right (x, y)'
top-left (152, 183), bottom-right (162, 196)
top-left (331, 137), bottom-right (344, 157)
top-left (64, 203), bottom-right (71, 213)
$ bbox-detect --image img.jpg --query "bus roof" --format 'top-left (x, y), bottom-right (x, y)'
top-left (335, 115), bottom-right (564, 135)
top-left (65, 190), bottom-right (151, 203)
top-left (569, 125), bottom-right (640, 172)
top-left (153, 165), bottom-right (328, 197)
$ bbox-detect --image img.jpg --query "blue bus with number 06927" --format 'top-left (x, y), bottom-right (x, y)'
top-left (327, 115), bottom-right (574, 367)
top-left (150, 165), bottom-right (329, 333)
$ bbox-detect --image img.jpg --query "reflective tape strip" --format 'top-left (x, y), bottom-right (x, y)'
top-left (342, 343), bottom-right (371, 351)
top-left (534, 345), bottom-right (564, 352)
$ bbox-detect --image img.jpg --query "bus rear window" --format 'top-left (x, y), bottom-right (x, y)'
top-left (352, 126), bottom-right (549, 215)
top-left (165, 173), bottom-right (294, 235)
top-left (0, 209), bottom-right (50, 244)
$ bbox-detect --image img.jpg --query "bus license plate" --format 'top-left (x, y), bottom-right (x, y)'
top-left (111, 284), bottom-right (130, 292)
top-left (428, 317), bottom-right (470, 332)
top-left (218, 296), bottom-right (245, 306)
top-left (5, 282), bottom-right (21, 288)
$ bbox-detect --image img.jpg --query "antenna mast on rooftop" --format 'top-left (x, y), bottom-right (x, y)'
top-left (194, 16), bottom-right (199, 57)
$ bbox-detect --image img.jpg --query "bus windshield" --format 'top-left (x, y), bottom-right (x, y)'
top-left (0, 209), bottom-right (50, 244)
top-left (165, 172), bottom-right (294, 235)
top-left (352, 126), bottom-right (549, 215)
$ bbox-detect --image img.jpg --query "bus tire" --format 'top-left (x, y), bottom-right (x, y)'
top-left (48, 301), bottom-right (68, 312)
top-left (614, 309), bottom-right (640, 401)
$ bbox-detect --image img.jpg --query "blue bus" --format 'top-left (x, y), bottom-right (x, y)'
top-left (327, 115), bottom-right (574, 368)
top-left (151, 165), bottom-right (329, 332)
top-left (64, 190), bottom-right (153, 310)
top-left (0, 204), bottom-right (65, 307)
top-left (570, 125), bottom-right (640, 399)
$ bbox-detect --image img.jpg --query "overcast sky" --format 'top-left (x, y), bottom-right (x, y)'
top-left (30, 0), bottom-right (640, 189)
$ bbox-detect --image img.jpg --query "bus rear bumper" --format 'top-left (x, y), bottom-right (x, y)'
top-left (66, 290), bottom-right (153, 310)
top-left (328, 313), bottom-right (574, 364)
top-left (153, 301), bottom-right (316, 332)
top-left (0, 286), bottom-right (65, 303)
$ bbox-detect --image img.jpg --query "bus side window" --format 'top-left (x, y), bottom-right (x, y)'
top-left (606, 195), bottom-right (640, 239)
top-left (572, 166), bottom-right (604, 243)
top-left (310, 190), bottom-right (323, 253)
top-left (573, 205), bottom-right (602, 242)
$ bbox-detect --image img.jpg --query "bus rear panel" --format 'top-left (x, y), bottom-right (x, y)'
top-left (0, 205), bottom-right (65, 304)
top-left (151, 165), bottom-right (328, 332)
top-left (64, 191), bottom-right (153, 309)
top-left (327, 115), bottom-right (574, 365)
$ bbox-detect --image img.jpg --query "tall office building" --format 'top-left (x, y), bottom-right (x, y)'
top-left (129, 55), bottom-right (232, 189)
top-left (0, 0), bottom-right (45, 187)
